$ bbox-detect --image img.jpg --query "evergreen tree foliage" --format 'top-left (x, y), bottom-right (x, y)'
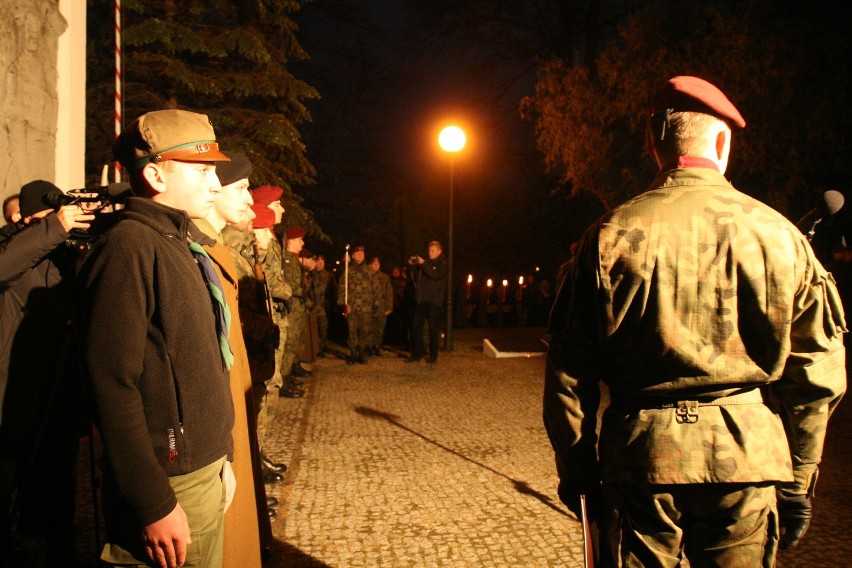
top-left (86, 0), bottom-right (324, 236)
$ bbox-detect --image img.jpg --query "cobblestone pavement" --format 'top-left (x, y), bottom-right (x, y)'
top-left (14, 326), bottom-right (851, 566)
top-left (260, 326), bottom-right (852, 567)
top-left (262, 327), bottom-right (581, 567)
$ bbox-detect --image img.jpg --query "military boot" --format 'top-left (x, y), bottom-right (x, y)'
top-left (357, 346), bottom-right (367, 364)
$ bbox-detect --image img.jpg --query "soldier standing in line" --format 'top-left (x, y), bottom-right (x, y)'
top-left (338, 245), bottom-right (378, 364)
top-left (250, 186), bottom-right (302, 405)
top-left (217, 163), bottom-right (287, 517)
top-left (280, 227), bottom-right (312, 383)
top-left (312, 255), bottom-right (335, 357)
top-left (367, 256), bottom-right (394, 356)
top-left (299, 248), bottom-right (319, 362)
top-left (543, 76), bottom-right (847, 566)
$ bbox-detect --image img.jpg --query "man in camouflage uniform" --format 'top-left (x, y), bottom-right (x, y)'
top-left (543, 76), bottom-right (847, 566)
top-left (366, 256), bottom-right (394, 356)
top-left (250, 187), bottom-right (302, 404)
top-left (298, 248), bottom-right (319, 361)
top-left (221, 211), bottom-right (288, 485)
top-left (312, 255), bottom-right (335, 356)
top-left (280, 227), bottom-right (311, 382)
top-left (338, 245), bottom-right (377, 364)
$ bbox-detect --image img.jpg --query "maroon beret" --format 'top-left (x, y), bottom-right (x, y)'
top-left (285, 227), bottom-right (305, 240)
top-left (651, 76), bottom-right (746, 128)
top-left (300, 248), bottom-right (314, 259)
top-left (352, 245), bottom-right (365, 253)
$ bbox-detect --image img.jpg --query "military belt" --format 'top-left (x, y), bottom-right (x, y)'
top-left (612, 388), bottom-right (764, 424)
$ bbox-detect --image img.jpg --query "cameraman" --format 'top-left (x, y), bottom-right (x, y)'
top-left (0, 180), bottom-right (94, 563)
top-left (405, 241), bottom-right (448, 364)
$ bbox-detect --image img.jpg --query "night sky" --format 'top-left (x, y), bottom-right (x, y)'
top-left (291, 2), bottom-right (557, 284)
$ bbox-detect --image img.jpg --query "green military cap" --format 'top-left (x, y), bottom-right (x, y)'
top-left (113, 109), bottom-right (230, 170)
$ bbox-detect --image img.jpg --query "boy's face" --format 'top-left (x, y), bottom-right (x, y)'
top-left (154, 159), bottom-right (222, 219)
top-left (214, 178), bottom-right (252, 225)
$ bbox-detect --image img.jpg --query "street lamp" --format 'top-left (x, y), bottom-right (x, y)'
top-left (438, 125), bottom-right (466, 351)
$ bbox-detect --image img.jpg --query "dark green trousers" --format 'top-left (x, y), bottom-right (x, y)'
top-left (602, 482), bottom-right (778, 568)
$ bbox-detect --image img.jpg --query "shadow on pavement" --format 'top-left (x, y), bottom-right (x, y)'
top-left (267, 539), bottom-right (334, 568)
top-left (353, 406), bottom-right (570, 518)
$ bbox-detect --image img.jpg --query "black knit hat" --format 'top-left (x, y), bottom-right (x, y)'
top-left (19, 180), bottom-right (60, 218)
top-left (216, 151), bottom-right (253, 186)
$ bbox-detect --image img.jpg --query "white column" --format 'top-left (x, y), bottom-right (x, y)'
top-left (56, 0), bottom-right (87, 191)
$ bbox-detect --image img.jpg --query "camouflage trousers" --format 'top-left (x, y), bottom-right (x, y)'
top-left (369, 313), bottom-right (387, 347)
top-left (601, 482), bottom-right (778, 568)
top-left (346, 309), bottom-right (371, 348)
top-left (280, 304), bottom-right (306, 375)
top-left (316, 308), bottom-right (328, 352)
top-left (257, 312), bottom-right (289, 449)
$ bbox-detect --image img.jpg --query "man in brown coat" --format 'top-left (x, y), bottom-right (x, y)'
top-left (194, 151), bottom-right (272, 566)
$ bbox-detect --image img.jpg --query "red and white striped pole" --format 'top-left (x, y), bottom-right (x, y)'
top-left (114, 0), bottom-right (122, 182)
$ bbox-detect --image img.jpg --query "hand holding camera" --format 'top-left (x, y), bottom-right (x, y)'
top-left (56, 205), bottom-right (96, 233)
top-left (409, 255), bottom-right (424, 265)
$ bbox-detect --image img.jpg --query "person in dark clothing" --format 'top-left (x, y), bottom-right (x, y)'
top-left (76, 109), bottom-right (235, 568)
top-left (405, 241), bottom-right (448, 364)
top-left (0, 180), bottom-right (94, 563)
top-left (2, 194), bottom-right (20, 225)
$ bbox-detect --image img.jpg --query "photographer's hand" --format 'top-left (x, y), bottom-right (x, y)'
top-left (56, 204), bottom-right (95, 232)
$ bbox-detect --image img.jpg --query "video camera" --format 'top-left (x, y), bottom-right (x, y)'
top-left (43, 182), bottom-right (132, 250)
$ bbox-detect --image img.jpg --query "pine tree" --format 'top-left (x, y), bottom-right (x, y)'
top-left (86, 0), bottom-right (323, 233)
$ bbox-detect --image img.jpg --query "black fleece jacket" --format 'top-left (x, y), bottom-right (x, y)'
top-left (75, 197), bottom-right (234, 526)
top-left (411, 254), bottom-right (448, 306)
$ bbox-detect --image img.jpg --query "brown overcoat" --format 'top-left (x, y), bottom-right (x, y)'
top-left (193, 221), bottom-right (264, 568)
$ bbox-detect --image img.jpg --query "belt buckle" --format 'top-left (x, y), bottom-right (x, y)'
top-left (675, 400), bottom-right (699, 424)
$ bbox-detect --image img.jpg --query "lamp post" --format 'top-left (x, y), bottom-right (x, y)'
top-left (438, 125), bottom-right (466, 351)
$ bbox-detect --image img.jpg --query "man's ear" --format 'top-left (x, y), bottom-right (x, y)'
top-left (715, 127), bottom-right (731, 173)
top-left (140, 163), bottom-right (168, 195)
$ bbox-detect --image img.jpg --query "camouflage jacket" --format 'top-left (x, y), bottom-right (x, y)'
top-left (543, 166), bottom-right (847, 494)
top-left (255, 235), bottom-right (291, 302)
top-left (373, 270), bottom-right (394, 314)
top-left (282, 249), bottom-right (305, 310)
top-left (338, 260), bottom-right (378, 313)
top-left (313, 268), bottom-right (334, 313)
top-left (221, 225), bottom-right (278, 348)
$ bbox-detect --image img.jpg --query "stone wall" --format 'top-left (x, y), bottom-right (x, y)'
top-left (0, 2), bottom-right (66, 202)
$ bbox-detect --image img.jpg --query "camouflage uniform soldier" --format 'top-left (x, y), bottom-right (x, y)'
top-left (367, 256), bottom-right (393, 356)
top-left (250, 186), bottom-right (302, 403)
top-left (338, 245), bottom-right (378, 364)
top-left (312, 255), bottom-right (335, 356)
top-left (221, 225), bottom-right (280, 457)
top-left (298, 249), bottom-right (319, 361)
top-left (281, 227), bottom-right (311, 382)
top-left (543, 76), bottom-right (847, 567)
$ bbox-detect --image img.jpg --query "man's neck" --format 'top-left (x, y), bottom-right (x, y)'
top-left (254, 227), bottom-right (274, 249)
top-left (659, 155), bottom-right (721, 173)
top-left (205, 212), bottom-right (227, 233)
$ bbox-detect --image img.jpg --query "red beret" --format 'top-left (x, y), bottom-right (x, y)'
top-left (285, 227), bottom-right (305, 240)
top-left (250, 185), bottom-right (283, 229)
top-left (251, 185), bottom-right (283, 207)
top-left (651, 76), bottom-right (745, 128)
top-left (352, 245), bottom-right (365, 253)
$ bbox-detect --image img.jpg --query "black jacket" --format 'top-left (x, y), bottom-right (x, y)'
top-left (75, 197), bottom-right (234, 526)
top-left (0, 215), bottom-right (71, 432)
top-left (411, 254), bottom-right (448, 306)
